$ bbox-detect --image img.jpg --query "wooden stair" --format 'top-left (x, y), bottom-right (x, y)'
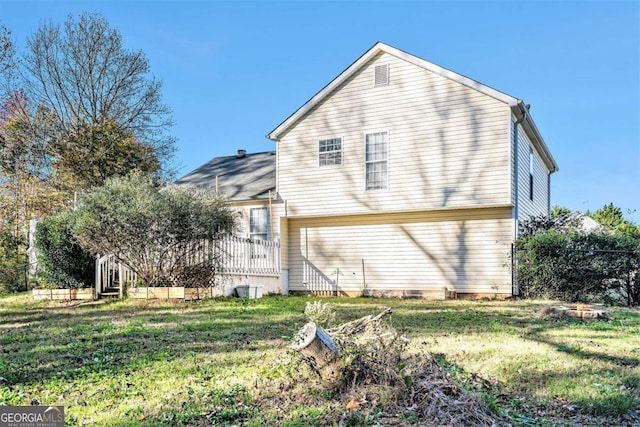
top-left (100, 286), bottom-right (121, 297)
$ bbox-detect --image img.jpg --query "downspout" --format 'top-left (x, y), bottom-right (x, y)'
top-left (512, 105), bottom-right (527, 298)
top-left (547, 172), bottom-right (551, 215)
top-left (513, 105), bottom-right (527, 237)
top-left (268, 190), bottom-right (273, 241)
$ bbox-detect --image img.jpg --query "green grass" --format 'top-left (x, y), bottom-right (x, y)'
top-left (0, 293), bottom-right (638, 426)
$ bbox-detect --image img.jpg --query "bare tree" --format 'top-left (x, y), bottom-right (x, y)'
top-left (0, 23), bottom-right (17, 97)
top-left (21, 12), bottom-right (175, 180)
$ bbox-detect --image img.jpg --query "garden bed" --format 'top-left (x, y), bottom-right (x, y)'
top-left (32, 288), bottom-right (95, 301)
top-left (128, 285), bottom-right (265, 300)
top-left (128, 286), bottom-right (226, 301)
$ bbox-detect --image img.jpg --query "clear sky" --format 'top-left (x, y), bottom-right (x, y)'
top-left (1, 1), bottom-right (638, 221)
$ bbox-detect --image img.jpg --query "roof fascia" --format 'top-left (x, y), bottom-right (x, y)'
top-left (267, 42), bottom-right (520, 140)
top-left (267, 41), bottom-right (384, 141)
top-left (512, 102), bottom-right (559, 173)
top-left (381, 43), bottom-right (518, 106)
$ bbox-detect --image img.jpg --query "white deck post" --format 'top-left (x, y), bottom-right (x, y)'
top-left (95, 255), bottom-right (101, 299)
top-left (118, 262), bottom-right (124, 298)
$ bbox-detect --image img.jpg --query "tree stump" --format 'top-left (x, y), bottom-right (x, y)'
top-left (289, 322), bottom-right (339, 377)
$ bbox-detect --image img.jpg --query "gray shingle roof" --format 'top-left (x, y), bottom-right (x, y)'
top-left (174, 151), bottom-right (276, 201)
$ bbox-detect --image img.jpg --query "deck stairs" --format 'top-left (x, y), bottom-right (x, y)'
top-left (100, 286), bottom-right (121, 298)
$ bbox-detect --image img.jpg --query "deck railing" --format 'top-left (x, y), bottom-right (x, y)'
top-left (95, 236), bottom-right (280, 297)
top-left (218, 236), bottom-right (280, 276)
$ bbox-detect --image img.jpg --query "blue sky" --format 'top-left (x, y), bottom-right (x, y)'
top-left (1, 1), bottom-right (638, 221)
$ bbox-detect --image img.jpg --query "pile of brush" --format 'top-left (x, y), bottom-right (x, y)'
top-left (288, 302), bottom-right (509, 426)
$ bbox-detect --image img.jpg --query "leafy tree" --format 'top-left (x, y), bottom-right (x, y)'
top-left (590, 203), bottom-right (639, 238)
top-left (73, 173), bottom-right (238, 288)
top-left (0, 226), bottom-right (27, 294)
top-left (550, 205), bottom-right (571, 219)
top-left (0, 91), bottom-right (66, 239)
top-left (54, 119), bottom-right (160, 189)
top-left (21, 12), bottom-right (175, 183)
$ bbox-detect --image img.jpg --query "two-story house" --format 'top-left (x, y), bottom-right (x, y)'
top-left (176, 42), bottom-right (558, 298)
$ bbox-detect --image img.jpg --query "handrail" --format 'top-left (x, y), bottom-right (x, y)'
top-left (95, 236), bottom-right (280, 294)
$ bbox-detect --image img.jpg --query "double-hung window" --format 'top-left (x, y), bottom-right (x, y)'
top-left (249, 207), bottom-right (268, 241)
top-left (249, 207), bottom-right (268, 259)
top-left (365, 132), bottom-right (388, 190)
top-left (319, 138), bottom-right (342, 166)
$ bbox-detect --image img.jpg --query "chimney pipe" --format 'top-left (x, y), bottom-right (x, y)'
top-left (236, 149), bottom-right (247, 158)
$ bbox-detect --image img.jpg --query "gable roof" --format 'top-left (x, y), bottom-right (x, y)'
top-left (267, 41), bottom-right (558, 173)
top-left (174, 151), bottom-right (276, 201)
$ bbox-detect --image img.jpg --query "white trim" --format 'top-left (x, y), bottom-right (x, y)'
top-left (382, 44), bottom-right (517, 105)
top-left (318, 136), bottom-right (343, 167)
top-left (267, 42), bottom-right (518, 141)
top-left (511, 104), bottom-right (558, 173)
top-left (364, 129), bottom-right (390, 191)
top-left (249, 206), bottom-right (270, 241)
top-left (507, 109), bottom-right (515, 206)
top-left (284, 203), bottom-right (514, 220)
top-left (266, 41), bottom-right (558, 176)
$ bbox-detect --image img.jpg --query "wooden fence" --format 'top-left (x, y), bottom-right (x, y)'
top-left (95, 236), bottom-right (280, 298)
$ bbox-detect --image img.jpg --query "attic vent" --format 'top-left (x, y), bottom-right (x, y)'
top-left (374, 64), bottom-right (389, 86)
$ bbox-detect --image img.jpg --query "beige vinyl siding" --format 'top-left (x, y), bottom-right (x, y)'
top-left (277, 52), bottom-right (513, 217)
top-left (230, 201), bottom-right (284, 242)
top-left (513, 119), bottom-right (551, 224)
top-left (288, 207), bottom-right (513, 295)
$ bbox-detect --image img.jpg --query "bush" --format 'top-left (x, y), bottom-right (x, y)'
top-left (36, 211), bottom-right (95, 289)
top-left (516, 219), bottom-right (639, 305)
top-left (0, 229), bottom-right (27, 294)
top-left (73, 172), bottom-right (237, 287)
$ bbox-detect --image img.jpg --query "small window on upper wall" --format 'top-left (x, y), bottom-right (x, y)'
top-left (374, 64), bottom-right (389, 86)
top-left (319, 138), bottom-right (342, 166)
top-left (529, 148), bottom-right (534, 201)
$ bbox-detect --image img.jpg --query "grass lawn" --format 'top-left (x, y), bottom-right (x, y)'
top-left (0, 293), bottom-right (638, 426)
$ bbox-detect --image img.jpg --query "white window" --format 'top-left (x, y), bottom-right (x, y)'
top-left (319, 138), bottom-right (342, 166)
top-left (249, 207), bottom-right (268, 241)
top-left (365, 132), bottom-right (388, 190)
top-left (529, 148), bottom-right (534, 201)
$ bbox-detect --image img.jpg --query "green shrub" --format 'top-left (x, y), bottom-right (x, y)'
top-left (36, 211), bottom-right (95, 289)
top-left (73, 172), bottom-right (237, 287)
top-left (516, 219), bottom-right (639, 305)
top-left (0, 229), bottom-right (27, 294)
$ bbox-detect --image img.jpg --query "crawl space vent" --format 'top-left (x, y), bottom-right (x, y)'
top-left (374, 64), bottom-right (389, 86)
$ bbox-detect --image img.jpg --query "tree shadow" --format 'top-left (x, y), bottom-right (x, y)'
top-left (0, 298), bottom-right (306, 387)
top-left (279, 51), bottom-right (513, 296)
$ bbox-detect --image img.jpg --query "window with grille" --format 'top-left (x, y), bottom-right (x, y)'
top-left (319, 138), bottom-right (342, 166)
top-left (365, 132), bottom-right (388, 190)
top-left (249, 207), bottom-right (268, 241)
